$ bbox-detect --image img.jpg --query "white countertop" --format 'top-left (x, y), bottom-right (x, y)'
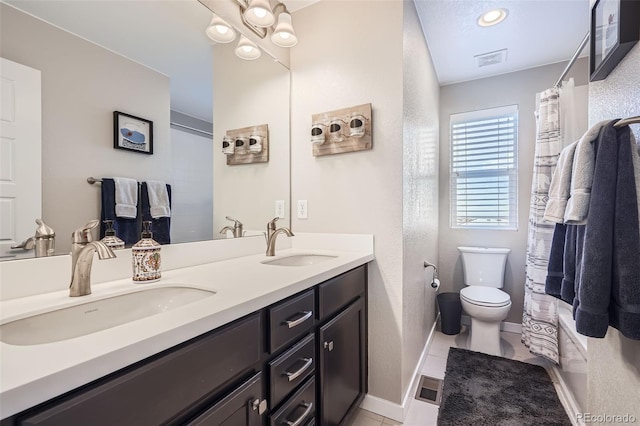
top-left (0, 243), bottom-right (374, 419)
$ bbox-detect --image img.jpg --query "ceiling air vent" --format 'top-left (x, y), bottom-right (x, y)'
top-left (474, 49), bottom-right (508, 68)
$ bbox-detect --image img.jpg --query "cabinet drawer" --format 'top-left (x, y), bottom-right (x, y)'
top-left (269, 377), bottom-right (315, 426)
top-left (187, 372), bottom-right (264, 426)
top-left (268, 334), bottom-right (315, 408)
top-left (19, 313), bottom-right (262, 426)
top-left (269, 289), bottom-right (314, 353)
top-left (318, 266), bottom-right (365, 321)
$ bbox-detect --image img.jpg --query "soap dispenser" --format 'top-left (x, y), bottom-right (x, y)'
top-left (101, 220), bottom-right (125, 250)
top-left (132, 221), bottom-right (161, 282)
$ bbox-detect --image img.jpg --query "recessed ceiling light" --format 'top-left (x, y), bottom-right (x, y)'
top-left (477, 8), bottom-right (508, 27)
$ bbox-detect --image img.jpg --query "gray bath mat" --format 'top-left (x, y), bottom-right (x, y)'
top-left (438, 348), bottom-right (570, 425)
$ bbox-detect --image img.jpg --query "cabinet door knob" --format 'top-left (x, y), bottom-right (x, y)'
top-left (250, 398), bottom-right (267, 414)
top-left (324, 340), bottom-right (334, 351)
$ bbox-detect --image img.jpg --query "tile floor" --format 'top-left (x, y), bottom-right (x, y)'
top-left (350, 326), bottom-right (552, 426)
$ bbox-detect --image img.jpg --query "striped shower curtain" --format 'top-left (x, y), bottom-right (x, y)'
top-left (521, 88), bottom-right (562, 364)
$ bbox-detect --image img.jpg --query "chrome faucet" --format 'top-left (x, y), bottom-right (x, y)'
top-left (70, 220), bottom-right (116, 297)
top-left (265, 217), bottom-right (294, 256)
top-left (219, 216), bottom-right (244, 238)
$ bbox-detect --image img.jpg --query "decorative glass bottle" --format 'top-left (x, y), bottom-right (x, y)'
top-left (132, 221), bottom-right (161, 282)
top-left (101, 220), bottom-right (125, 250)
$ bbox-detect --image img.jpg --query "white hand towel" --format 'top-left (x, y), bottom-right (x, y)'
top-left (544, 140), bottom-right (578, 223)
top-left (146, 180), bottom-right (171, 218)
top-left (564, 120), bottom-right (610, 225)
top-left (113, 177), bottom-right (138, 219)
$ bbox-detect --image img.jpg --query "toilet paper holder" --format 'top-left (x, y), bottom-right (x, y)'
top-left (424, 261), bottom-right (439, 288)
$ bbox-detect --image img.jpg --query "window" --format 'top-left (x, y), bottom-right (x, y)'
top-left (450, 105), bottom-right (518, 230)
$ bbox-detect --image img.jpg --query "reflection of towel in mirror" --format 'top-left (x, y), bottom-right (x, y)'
top-left (141, 182), bottom-right (171, 245)
top-left (100, 178), bottom-right (140, 246)
top-left (113, 177), bottom-right (138, 219)
top-left (146, 180), bottom-right (171, 218)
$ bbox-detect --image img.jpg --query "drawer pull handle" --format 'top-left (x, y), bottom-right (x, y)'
top-left (324, 340), bottom-right (334, 351)
top-left (283, 402), bottom-right (313, 426)
top-left (284, 357), bottom-right (313, 382)
top-left (283, 311), bottom-right (312, 329)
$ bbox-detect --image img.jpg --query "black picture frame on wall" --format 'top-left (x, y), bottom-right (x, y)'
top-left (113, 111), bottom-right (154, 155)
top-left (590, 0), bottom-right (640, 82)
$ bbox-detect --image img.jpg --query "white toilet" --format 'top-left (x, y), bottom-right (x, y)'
top-left (458, 246), bottom-right (511, 356)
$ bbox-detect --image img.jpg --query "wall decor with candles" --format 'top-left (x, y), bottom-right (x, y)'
top-left (310, 103), bottom-right (372, 157)
top-left (223, 124), bottom-right (269, 165)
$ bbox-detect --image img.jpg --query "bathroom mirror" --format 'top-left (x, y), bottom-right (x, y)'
top-left (0, 1), bottom-right (290, 259)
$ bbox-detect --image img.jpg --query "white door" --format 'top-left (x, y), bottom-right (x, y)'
top-left (0, 58), bottom-right (42, 259)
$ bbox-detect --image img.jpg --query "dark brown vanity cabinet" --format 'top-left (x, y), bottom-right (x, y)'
top-left (187, 372), bottom-right (264, 426)
top-left (317, 267), bottom-right (367, 426)
top-left (8, 264), bottom-right (368, 426)
top-left (16, 313), bottom-right (264, 426)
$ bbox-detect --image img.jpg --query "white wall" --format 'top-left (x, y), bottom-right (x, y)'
top-left (291, 0), bottom-right (439, 408)
top-left (212, 43), bottom-right (290, 235)
top-left (1, 5), bottom-right (171, 253)
top-left (401, 1), bottom-right (440, 397)
top-left (587, 43), bottom-right (640, 420)
top-left (291, 0), bottom-right (404, 403)
top-left (437, 59), bottom-right (589, 323)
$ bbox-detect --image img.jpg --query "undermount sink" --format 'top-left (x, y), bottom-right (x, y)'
top-left (0, 286), bottom-right (215, 346)
top-left (261, 254), bottom-right (337, 267)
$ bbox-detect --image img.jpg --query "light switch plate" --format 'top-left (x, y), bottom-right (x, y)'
top-left (275, 200), bottom-right (285, 219)
top-left (297, 200), bottom-right (308, 219)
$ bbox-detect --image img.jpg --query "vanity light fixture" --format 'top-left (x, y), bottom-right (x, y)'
top-left (235, 35), bottom-right (261, 60)
top-left (271, 9), bottom-right (297, 47)
top-left (238, 1), bottom-right (298, 48)
top-left (205, 1), bottom-right (298, 59)
top-left (244, 0), bottom-right (275, 28)
top-left (205, 13), bottom-right (237, 43)
top-left (477, 8), bottom-right (508, 27)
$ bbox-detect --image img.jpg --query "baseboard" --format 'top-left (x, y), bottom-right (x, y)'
top-left (548, 364), bottom-right (584, 426)
top-left (360, 313), bottom-right (440, 422)
top-left (360, 394), bottom-right (404, 421)
top-left (461, 315), bottom-right (522, 334)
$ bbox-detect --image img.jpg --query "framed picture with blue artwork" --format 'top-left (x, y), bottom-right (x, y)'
top-left (590, 0), bottom-right (640, 81)
top-left (113, 111), bottom-right (154, 155)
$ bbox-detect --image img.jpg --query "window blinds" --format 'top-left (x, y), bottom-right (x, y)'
top-left (450, 105), bottom-right (518, 229)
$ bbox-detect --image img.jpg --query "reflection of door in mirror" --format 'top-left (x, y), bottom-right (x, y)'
top-left (0, 58), bottom-right (42, 260)
top-left (170, 115), bottom-right (213, 244)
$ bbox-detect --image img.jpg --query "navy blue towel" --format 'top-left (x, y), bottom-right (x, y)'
top-left (545, 223), bottom-right (566, 299)
top-left (575, 122), bottom-right (640, 340)
top-left (99, 178), bottom-right (140, 246)
top-left (609, 125), bottom-right (640, 340)
top-left (140, 182), bottom-right (172, 245)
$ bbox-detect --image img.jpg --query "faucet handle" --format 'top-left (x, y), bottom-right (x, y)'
top-left (72, 220), bottom-right (99, 243)
top-left (225, 216), bottom-right (243, 227)
top-left (267, 217), bottom-right (279, 230)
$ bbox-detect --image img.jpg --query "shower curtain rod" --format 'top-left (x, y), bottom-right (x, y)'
top-left (554, 32), bottom-right (590, 89)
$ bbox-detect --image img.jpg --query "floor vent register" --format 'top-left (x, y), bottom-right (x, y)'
top-left (414, 375), bottom-right (443, 405)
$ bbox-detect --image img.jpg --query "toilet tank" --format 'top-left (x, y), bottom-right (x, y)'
top-left (458, 246), bottom-right (510, 288)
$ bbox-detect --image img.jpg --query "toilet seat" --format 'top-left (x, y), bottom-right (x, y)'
top-left (460, 286), bottom-right (510, 307)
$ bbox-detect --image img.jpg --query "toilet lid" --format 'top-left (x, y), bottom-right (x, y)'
top-left (460, 286), bottom-right (510, 307)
